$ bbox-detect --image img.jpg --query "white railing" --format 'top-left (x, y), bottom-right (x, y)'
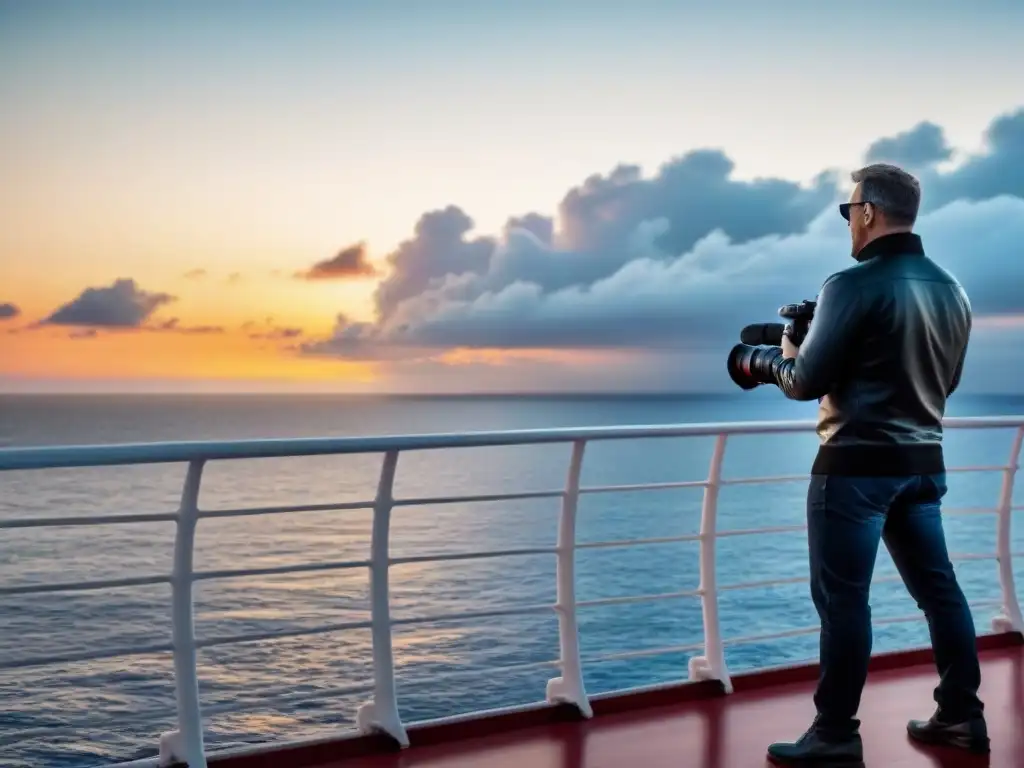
top-left (1, 416), bottom-right (1023, 768)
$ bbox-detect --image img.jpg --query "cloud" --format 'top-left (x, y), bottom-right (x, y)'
top-left (182, 268), bottom-right (207, 280)
top-left (0, 303), bottom-right (20, 320)
top-left (37, 280), bottom-right (222, 336)
top-left (295, 243), bottom-right (378, 280)
top-left (149, 318), bottom-right (224, 335)
top-left (369, 159), bottom-right (835, 324)
top-left (302, 105), bottom-right (1024, 368)
top-left (43, 278), bottom-right (176, 328)
top-left (872, 109), bottom-right (1024, 211)
top-left (243, 318), bottom-right (304, 340)
top-left (864, 122), bottom-right (953, 169)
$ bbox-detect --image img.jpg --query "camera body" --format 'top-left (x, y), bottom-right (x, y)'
top-left (727, 300), bottom-right (816, 390)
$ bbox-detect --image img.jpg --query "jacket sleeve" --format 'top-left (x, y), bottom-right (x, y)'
top-left (947, 300), bottom-right (971, 396)
top-left (947, 343), bottom-right (967, 396)
top-left (769, 273), bottom-right (864, 401)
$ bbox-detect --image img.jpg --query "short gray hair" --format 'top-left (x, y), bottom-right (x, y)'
top-left (850, 163), bottom-right (921, 226)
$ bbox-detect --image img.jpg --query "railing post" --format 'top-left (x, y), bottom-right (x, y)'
top-left (992, 427), bottom-right (1024, 634)
top-left (689, 433), bottom-right (733, 693)
top-left (356, 450), bottom-right (409, 747)
top-left (159, 460), bottom-right (208, 768)
top-left (546, 439), bottom-right (592, 718)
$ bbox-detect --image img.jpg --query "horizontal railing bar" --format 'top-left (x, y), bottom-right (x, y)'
top-left (199, 500), bottom-right (374, 519)
top-left (575, 589), bottom-right (701, 608)
top-left (720, 474), bottom-right (808, 486)
top-left (576, 534), bottom-right (700, 549)
top-left (580, 642), bottom-right (705, 664)
top-left (717, 576), bottom-right (808, 591)
top-left (391, 603), bottom-right (554, 626)
top-left (394, 489), bottom-right (564, 506)
top-left (0, 491), bottom-right (1005, 533)
top-left (716, 524), bottom-right (807, 537)
top-left (202, 682), bottom-right (375, 716)
top-left (724, 626), bottom-right (820, 646)
top-left (578, 480), bottom-right (707, 494)
top-left (4, 416), bottom-right (1022, 471)
top-left (0, 574), bottom-right (171, 596)
top-left (195, 619), bottom-right (374, 649)
top-left (873, 613), bottom-right (928, 626)
top-left (205, 658), bottom-right (564, 721)
top-left (949, 553), bottom-right (997, 561)
top-left (871, 601), bottom-right (1003, 628)
top-left (724, 600), bottom-right (1004, 648)
top-left (0, 641), bottom-right (174, 671)
top-left (0, 512), bottom-right (177, 529)
top-left (945, 465), bottom-right (1010, 473)
top-left (718, 573), bottom-right (906, 592)
top-left (192, 559), bottom-right (370, 581)
top-left (389, 546), bottom-right (556, 565)
top-left (401, 658), bottom-right (560, 680)
top-left (0, 484), bottom-right (1006, 533)
top-left (874, 574), bottom-right (905, 584)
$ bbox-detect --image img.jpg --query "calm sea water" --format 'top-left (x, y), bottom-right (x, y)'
top-left (1, 392), bottom-right (1023, 767)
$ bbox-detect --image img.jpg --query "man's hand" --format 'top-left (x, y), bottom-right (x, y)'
top-left (781, 334), bottom-right (799, 360)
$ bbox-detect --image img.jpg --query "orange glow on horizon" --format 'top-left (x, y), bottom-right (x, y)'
top-left (0, 325), bottom-right (375, 385)
top-left (435, 347), bottom-right (634, 367)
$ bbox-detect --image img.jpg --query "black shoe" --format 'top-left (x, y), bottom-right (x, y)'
top-left (767, 723), bottom-right (864, 766)
top-left (907, 713), bottom-right (990, 754)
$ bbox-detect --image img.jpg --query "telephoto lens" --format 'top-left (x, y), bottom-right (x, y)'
top-left (727, 343), bottom-right (784, 390)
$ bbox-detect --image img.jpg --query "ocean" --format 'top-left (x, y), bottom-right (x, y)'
top-left (1, 392), bottom-right (1023, 767)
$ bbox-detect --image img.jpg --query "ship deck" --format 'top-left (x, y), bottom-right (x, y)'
top-left (213, 635), bottom-right (1023, 768)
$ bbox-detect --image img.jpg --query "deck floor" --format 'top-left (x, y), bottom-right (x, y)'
top-left (327, 645), bottom-right (1023, 768)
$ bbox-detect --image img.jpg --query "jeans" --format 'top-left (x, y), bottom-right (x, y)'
top-left (807, 473), bottom-right (983, 735)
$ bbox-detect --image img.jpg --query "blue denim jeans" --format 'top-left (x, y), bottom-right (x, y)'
top-left (807, 473), bottom-right (983, 735)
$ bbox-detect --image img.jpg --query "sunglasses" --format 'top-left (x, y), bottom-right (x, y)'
top-left (839, 201), bottom-right (870, 222)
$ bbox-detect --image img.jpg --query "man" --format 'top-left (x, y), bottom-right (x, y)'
top-left (747, 163), bottom-right (986, 765)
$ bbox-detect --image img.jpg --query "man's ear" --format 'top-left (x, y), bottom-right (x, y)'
top-left (864, 203), bottom-right (876, 227)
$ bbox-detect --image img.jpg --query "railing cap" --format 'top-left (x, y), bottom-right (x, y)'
top-left (2, 416), bottom-right (1024, 471)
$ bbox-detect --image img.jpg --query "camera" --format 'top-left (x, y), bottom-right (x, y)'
top-left (727, 300), bottom-right (816, 390)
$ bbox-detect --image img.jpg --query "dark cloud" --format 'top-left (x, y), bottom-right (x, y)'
top-left (923, 109), bottom-right (1024, 209)
top-left (301, 314), bottom-right (414, 361)
top-left (865, 122), bottom-right (953, 169)
top-left (864, 109), bottom-right (1024, 211)
top-left (296, 243), bottom-right (378, 280)
top-left (302, 106), bottom-right (1024, 363)
top-left (0, 303), bottom-right (20, 320)
top-left (43, 279), bottom-right (175, 328)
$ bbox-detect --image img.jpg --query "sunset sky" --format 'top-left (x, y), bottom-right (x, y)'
top-left (3, 0), bottom-right (1024, 393)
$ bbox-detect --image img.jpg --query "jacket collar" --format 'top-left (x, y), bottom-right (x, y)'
top-left (854, 231), bottom-right (925, 262)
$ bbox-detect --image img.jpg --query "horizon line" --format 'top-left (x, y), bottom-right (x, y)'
top-left (2, 390), bottom-right (1022, 399)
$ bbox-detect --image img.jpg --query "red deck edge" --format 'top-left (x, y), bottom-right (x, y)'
top-left (205, 631), bottom-right (1023, 768)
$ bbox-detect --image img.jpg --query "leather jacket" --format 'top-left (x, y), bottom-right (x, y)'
top-left (769, 231), bottom-right (971, 476)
